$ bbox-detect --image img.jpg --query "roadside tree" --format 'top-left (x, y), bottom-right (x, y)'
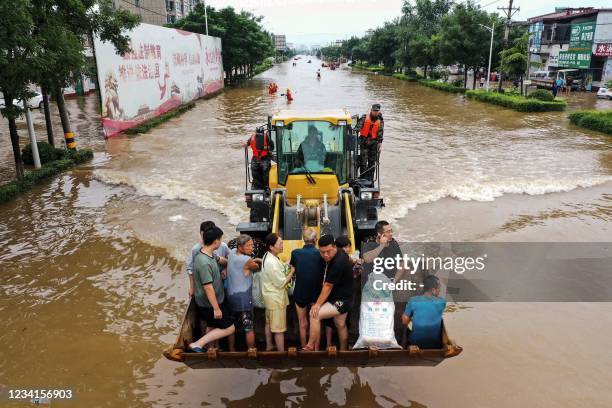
top-left (438, 1), bottom-right (492, 88)
top-left (171, 5), bottom-right (273, 84)
top-left (0, 1), bottom-right (42, 179)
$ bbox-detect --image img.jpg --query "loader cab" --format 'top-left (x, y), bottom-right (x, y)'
top-left (274, 119), bottom-right (349, 186)
top-left (239, 109), bottom-right (383, 261)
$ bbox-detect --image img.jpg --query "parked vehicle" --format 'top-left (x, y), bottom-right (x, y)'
top-left (596, 86), bottom-right (612, 100)
top-left (529, 69), bottom-right (579, 90)
top-left (448, 65), bottom-right (464, 75)
top-left (0, 91), bottom-right (44, 109)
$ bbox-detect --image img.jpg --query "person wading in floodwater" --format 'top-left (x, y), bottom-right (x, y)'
top-left (354, 103), bottom-right (384, 182)
top-left (282, 88), bottom-right (293, 103)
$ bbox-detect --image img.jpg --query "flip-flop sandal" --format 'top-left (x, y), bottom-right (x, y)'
top-left (189, 345), bottom-right (204, 353)
top-left (300, 345), bottom-right (315, 352)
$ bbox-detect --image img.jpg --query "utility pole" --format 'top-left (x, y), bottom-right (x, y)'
top-left (525, 38), bottom-right (531, 96)
top-left (497, 0), bottom-right (520, 92)
top-left (23, 100), bottom-right (41, 169)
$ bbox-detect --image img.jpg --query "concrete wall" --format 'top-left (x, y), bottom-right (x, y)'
top-left (594, 11), bottom-right (612, 43)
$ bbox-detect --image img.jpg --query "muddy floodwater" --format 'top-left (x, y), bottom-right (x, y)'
top-left (1, 58), bottom-right (612, 407)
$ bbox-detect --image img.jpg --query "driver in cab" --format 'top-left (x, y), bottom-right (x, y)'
top-left (296, 126), bottom-right (326, 171)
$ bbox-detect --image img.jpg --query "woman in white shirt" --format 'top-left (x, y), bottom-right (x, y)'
top-left (260, 233), bottom-right (294, 351)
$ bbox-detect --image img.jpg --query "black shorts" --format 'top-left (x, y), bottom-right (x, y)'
top-left (323, 318), bottom-right (335, 328)
top-left (231, 310), bottom-right (254, 332)
top-left (197, 303), bottom-right (234, 330)
top-left (330, 299), bottom-right (351, 315)
top-left (295, 300), bottom-right (312, 309)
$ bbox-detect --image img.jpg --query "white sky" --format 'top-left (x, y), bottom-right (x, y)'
top-left (204, 0), bottom-right (611, 46)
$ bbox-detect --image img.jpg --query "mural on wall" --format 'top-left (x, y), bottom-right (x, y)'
top-left (94, 23), bottom-right (223, 138)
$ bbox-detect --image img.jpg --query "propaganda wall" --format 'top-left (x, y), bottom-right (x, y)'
top-left (94, 23), bottom-right (223, 138)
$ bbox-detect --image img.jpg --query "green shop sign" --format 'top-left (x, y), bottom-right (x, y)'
top-left (569, 21), bottom-right (595, 50)
top-left (558, 50), bottom-right (592, 69)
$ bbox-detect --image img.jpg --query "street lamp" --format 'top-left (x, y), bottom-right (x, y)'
top-left (479, 22), bottom-right (495, 90)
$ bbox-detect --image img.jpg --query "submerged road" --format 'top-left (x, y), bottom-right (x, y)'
top-left (1, 57), bottom-right (612, 407)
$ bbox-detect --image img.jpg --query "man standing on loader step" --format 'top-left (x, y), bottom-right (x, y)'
top-left (243, 127), bottom-right (274, 191)
top-left (355, 103), bottom-right (384, 182)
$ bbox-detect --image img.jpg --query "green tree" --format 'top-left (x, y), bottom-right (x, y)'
top-left (408, 33), bottom-right (442, 77)
top-left (399, 0), bottom-right (452, 75)
top-left (33, 0), bottom-right (139, 148)
top-left (499, 32), bottom-right (529, 94)
top-left (438, 1), bottom-right (492, 88)
top-left (367, 21), bottom-right (401, 70)
top-left (320, 45), bottom-right (341, 61)
top-left (339, 36), bottom-right (361, 61)
top-left (351, 39), bottom-right (371, 63)
top-left (0, 0), bottom-right (43, 179)
top-left (0, 0), bottom-right (139, 180)
top-left (171, 5), bottom-right (273, 83)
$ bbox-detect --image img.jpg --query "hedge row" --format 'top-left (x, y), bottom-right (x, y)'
top-left (352, 63), bottom-right (386, 73)
top-left (0, 149), bottom-right (94, 204)
top-left (22, 141), bottom-right (67, 165)
top-left (124, 102), bottom-right (196, 135)
top-left (568, 110), bottom-right (612, 135)
top-left (392, 73), bottom-right (419, 82)
top-left (418, 79), bottom-right (466, 94)
top-left (253, 59), bottom-right (273, 76)
top-left (465, 90), bottom-right (567, 112)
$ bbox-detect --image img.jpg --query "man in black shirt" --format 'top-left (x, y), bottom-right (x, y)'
top-left (362, 220), bottom-right (406, 281)
top-left (303, 234), bottom-right (354, 351)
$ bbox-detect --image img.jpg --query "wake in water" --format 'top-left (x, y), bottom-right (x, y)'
top-left (95, 169), bottom-right (249, 225)
top-left (381, 176), bottom-right (612, 223)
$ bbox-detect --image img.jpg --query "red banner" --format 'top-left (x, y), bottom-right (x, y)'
top-left (594, 43), bottom-right (612, 57)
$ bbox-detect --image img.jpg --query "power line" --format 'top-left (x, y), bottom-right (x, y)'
top-left (480, 0), bottom-right (502, 8)
top-left (496, 0), bottom-right (519, 91)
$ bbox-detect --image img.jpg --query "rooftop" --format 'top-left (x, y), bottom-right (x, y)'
top-left (271, 109), bottom-right (353, 124)
top-left (527, 7), bottom-right (612, 23)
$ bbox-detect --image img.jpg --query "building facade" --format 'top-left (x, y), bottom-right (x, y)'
top-left (528, 7), bottom-right (612, 90)
top-left (274, 35), bottom-right (287, 52)
top-left (112, 0), bottom-right (200, 26)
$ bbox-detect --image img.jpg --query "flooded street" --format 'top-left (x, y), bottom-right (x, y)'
top-left (2, 58), bottom-right (612, 407)
top-left (0, 95), bottom-right (105, 183)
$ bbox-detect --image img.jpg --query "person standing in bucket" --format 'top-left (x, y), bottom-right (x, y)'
top-left (354, 103), bottom-right (384, 182)
top-left (243, 126), bottom-right (274, 191)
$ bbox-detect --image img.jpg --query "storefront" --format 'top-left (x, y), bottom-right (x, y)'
top-left (594, 43), bottom-right (612, 86)
top-left (556, 20), bottom-right (598, 90)
top-left (528, 9), bottom-right (612, 91)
